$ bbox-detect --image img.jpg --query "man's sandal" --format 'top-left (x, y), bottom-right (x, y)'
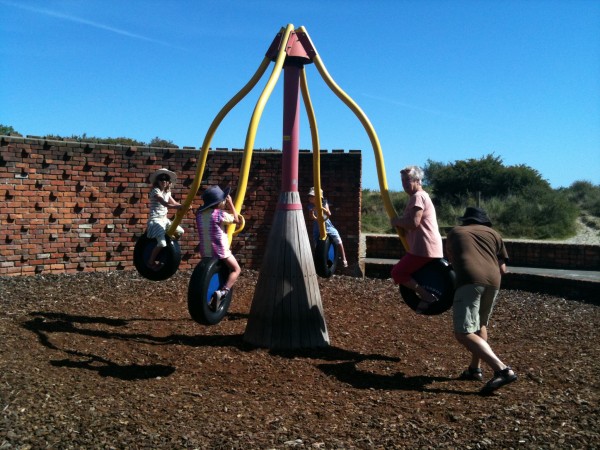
top-left (480, 366), bottom-right (517, 395)
top-left (458, 366), bottom-right (483, 381)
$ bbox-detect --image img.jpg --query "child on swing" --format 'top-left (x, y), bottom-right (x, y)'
top-left (307, 186), bottom-right (348, 267)
top-left (196, 185), bottom-right (241, 310)
top-left (146, 168), bottom-right (184, 271)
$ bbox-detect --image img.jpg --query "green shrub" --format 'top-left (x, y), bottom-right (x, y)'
top-left (361, 189), bottom-right (408, 233)
top-left (562, 181), bottom-right (600, 216)
top-left (493, 187), bottom-right (578, 239)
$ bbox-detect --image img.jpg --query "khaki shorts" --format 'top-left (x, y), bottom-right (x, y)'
top-left (453, 284), bottom-right (499, 334)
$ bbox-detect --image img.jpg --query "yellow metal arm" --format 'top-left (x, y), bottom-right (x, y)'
top-left (296, 26), bottom-right (408, 250)
top-left (300, 68), bottom-right (327, 241)
top-left (166, 38), bottom-right (277, 240)
top-left (226, 23), bottom-right (295, 243)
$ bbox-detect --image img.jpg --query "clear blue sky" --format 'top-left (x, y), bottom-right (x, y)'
top-left (1, 0), bottom-right (599, 192)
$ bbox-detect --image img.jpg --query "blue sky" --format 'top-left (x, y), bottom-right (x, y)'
top-left (1, 0), bottom-right (599, 193)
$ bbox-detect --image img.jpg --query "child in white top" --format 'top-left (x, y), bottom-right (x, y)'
top-left (146, 168), bottom-right (184, 270)
top-left (307, 187), bottom-right (348, 267)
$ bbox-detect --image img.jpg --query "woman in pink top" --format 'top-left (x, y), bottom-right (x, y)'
top-left (390, 166), bottom-right (444, 313)
top-left (196, 185), bottom-right (241, 310)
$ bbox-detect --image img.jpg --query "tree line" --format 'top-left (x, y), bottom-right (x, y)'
top-left (0, 124), bottom-right (177, 148)
top-left (365, 154), bottom-right (599, 239)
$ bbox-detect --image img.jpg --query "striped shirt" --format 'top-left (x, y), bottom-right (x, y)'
top-left (196, 208), bottom-right (234, 259)
top-left (149, 187), bottom-right (171, 219)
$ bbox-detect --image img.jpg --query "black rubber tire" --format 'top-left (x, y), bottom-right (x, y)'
top-left (187, 257), bottom-right (233, 325)
top-left (133, 233), bottom-right (181, 281)
top-left (314, 235), bottom-right (339, 278)
top-left (399, 258), bottom-right (456, 316)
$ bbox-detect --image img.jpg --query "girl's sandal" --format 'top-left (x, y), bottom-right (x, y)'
top-left (147, 261), bottom-right (164, 272)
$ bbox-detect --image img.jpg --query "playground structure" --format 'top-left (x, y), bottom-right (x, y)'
top-left (134, 24), bottom-right (454, 348)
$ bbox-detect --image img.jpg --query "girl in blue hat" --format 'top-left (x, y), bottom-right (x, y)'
top-left (196, 185), bottom-right (241, 310)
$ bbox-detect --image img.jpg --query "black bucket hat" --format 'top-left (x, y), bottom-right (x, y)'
top-left (198, 185), bottom-right (231, 212)
top-left (458, 206), bottom-right (492, 226)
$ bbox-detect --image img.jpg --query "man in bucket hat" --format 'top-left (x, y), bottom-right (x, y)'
top-left (446, 206), bottom-right (517, 395)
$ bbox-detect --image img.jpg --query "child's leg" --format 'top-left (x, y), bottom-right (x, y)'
top-left (329, 229), bottom-right (348, 266)
top-left (149, 245), bottom-right (162, 265)
top-left (148, 237), bottom-right (166, 269)
top-left (337, 243), bottom-right (347, 265)
top-left (147, 221), bottom-right (167, 268)
top-left (222, 255), bottom-right (241, 290)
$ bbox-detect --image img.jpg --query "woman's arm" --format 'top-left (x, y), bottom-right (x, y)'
top-left (391, 206), bottom-right (423, 230)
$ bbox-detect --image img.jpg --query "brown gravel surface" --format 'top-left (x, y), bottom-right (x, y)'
top-left (1, 269), bottom-right (599, 449)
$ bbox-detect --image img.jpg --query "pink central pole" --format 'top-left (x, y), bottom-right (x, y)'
top-left (244, 51), bottom-right (329, 349)
top-left (281, 64), bottom-right (301, 194)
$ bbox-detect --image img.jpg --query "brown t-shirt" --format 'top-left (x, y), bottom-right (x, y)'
top-left (446, 224), bottom-right (509, 289)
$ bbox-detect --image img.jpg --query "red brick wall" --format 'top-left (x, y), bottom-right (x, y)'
top-left (0, 136), bottom-right (361, 277)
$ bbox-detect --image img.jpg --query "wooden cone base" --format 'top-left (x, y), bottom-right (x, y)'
top-left (243, 192), bottom-right (329, 349)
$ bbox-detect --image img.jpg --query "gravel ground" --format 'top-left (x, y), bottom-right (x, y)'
top-left (1, 268), bottom-right (598, 449)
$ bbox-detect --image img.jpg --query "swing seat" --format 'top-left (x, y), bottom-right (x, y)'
top-left (188, 257), bottom-right (233, 325)
top-left (133, 233), bottom-right (181, 281)
top-left (314, 235), bottom-right (339, 278)
top-left (399, 258), bottom-right (456, 315)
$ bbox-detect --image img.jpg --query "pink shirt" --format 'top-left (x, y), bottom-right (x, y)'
top-left (404, 190), bottom-right (443, 258)
top-left (196, 209), bottom-right (235, 259)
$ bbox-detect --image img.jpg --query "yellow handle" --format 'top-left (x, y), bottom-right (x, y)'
top-left (232, 214), bottom-right (245, 236)
top-left (297, 26), bottom-right (409, 251)
top-left (226, 23), bottom-right (295, 243)
top-left (300, 68), bottom-right (327, 241)
top-left (166, 41), bottom-right (275, 241)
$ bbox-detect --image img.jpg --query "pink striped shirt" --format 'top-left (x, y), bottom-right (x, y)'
top-left (196, 209), bottom-right (234, 259)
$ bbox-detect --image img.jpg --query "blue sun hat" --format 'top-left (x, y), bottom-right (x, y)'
top-left (198, 185), bottom-right (231, 212)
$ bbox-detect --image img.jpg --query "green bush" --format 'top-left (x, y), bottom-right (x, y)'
top-left (361, 189), bottom-right (407, 233)
top-left (480, 187), bottom-right (577, 239)
top-left (562, 181), bottom-right (600, 216)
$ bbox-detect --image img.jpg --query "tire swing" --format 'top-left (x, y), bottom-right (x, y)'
top-left (187, 215), bottom-right (245, 325)
top-left (399, 258), bottom-right (456, 315)
top-left (314, 235), bottom-right (339, 278)
top-left (133, 233), bottom-right (182, 281)
top-left (187, 257), bottom-right (233, 325)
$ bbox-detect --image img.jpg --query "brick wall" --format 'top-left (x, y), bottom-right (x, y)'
top-left (0, 136), bottom-right (361, 277)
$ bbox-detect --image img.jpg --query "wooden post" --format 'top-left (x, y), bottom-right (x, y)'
top-left (244, 58), bottom-right (329, 349)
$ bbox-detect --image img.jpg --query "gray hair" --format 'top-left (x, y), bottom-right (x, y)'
top-left (400, 165), bottom-right (424, 182)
